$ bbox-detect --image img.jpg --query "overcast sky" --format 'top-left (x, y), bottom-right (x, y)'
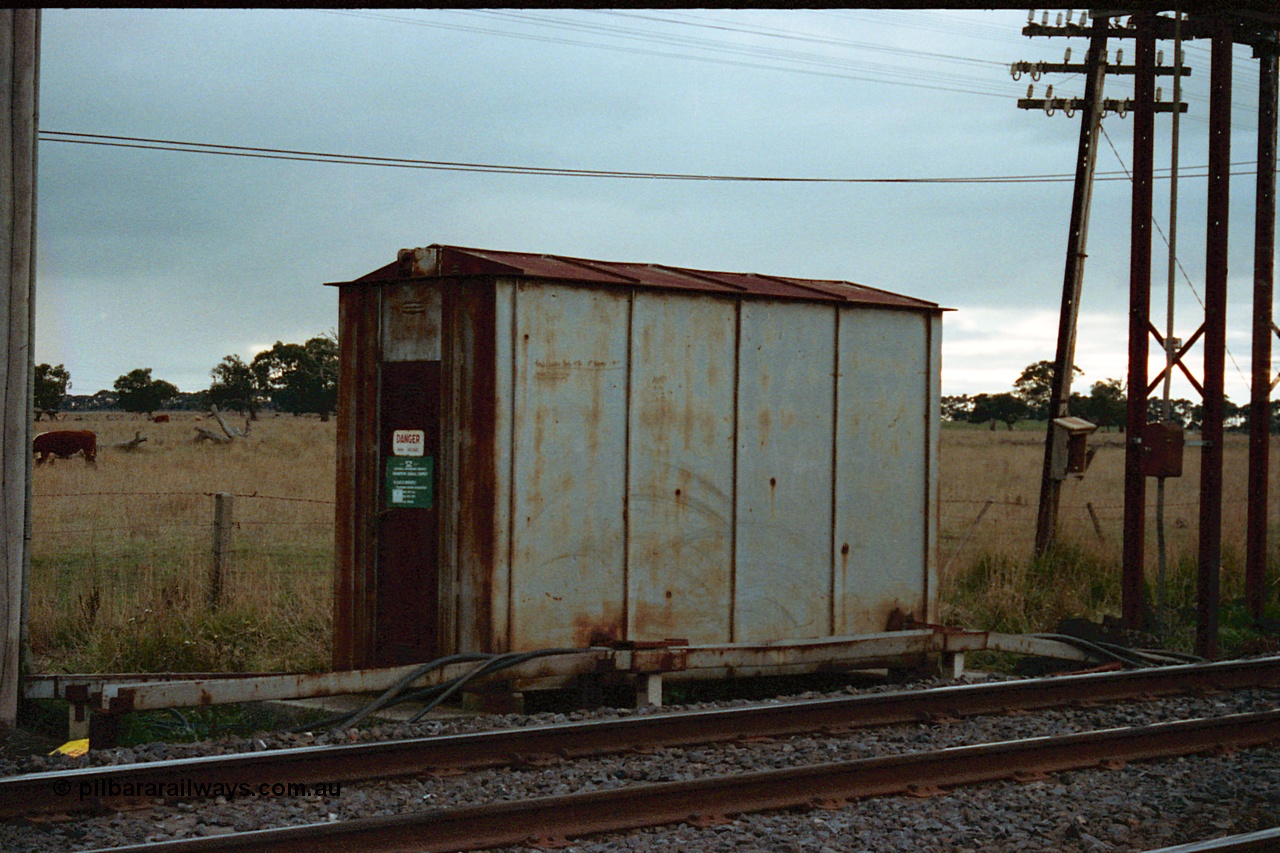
top-left (34, 8), bottom-right (1276, 403)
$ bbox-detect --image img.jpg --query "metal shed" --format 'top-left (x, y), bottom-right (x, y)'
top-left (327, 245), bottom-right (944, 671)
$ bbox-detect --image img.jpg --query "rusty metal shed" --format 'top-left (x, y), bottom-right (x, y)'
top-left (327, 244), bottom-right (944, 671)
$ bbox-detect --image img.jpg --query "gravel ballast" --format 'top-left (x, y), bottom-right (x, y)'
top-left (2, 676), bottom-right (1276, 852)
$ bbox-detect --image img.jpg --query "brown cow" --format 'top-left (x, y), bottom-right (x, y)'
top-left (33, 430), bottom-right (97, 465)
top-left (152, 414), bottom-right (170, 423)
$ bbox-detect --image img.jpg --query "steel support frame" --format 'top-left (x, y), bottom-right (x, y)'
top-left (1035, 20), bottom-right (1111, 557)
top-left (1194, 28), bottom-right (1233, 659)
top-left (1122, 13), bottom-right (1158, 628)
top-left (1247, 39), bottom-right (1278, 621)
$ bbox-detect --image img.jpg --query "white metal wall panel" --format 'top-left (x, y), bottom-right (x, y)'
top-left (833, 308), bottom-right (930, 634)
top-left (510, 283), bottom-right (630, 649)
top-left (734, 301), bottom-right (836, 642)
top-left (486, 280), bottom-right (516, 652)
top-left (925, 313), bottom-right (942, 623)
top-left (627, 294), bottom-right (737, 644)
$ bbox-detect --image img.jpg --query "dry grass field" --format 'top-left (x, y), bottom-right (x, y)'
top-left (28, 412), bottom-right (335, 674)
top-left (938, 424), bottom-right (1280, 651)
top-left (25, 414), bottom-right (1279, 676)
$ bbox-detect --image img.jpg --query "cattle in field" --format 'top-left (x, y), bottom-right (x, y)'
top-left (152, 414), bottom-right (170, 423)
top-left (33, 430), bottom-right (97, 465)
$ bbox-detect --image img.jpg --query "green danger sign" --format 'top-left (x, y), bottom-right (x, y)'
top-left (385, 456), bottom-right (434, 509)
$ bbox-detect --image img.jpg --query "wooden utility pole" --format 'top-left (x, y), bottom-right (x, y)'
top-left (1019, 13), bottom-right (1188, 558)
top-left (1, 9), bottom-right (40, 729)
top-left (1028, 18), bottom-right (1110, 556)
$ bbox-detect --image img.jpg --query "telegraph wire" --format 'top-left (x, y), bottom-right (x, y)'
top-left (572, 9), bottom-right (1009, 71)
top-left (320, 9), bottom-right (1014, 100)
top-left (39, 130), bottom-right (1272, 185)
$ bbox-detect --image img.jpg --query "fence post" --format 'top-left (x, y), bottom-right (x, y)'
top-left (210, 493), bottom-right (233, 608)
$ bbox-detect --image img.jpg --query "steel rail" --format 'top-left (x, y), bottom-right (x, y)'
top-left (7, 655), bottom-right (1280, 821)
top-left (86, 710), bottom-right (1280, 853)
top-left (1141, 828), bottom-right (1280, 852)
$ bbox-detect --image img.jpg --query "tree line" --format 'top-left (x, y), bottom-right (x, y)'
top-left (33, 334), bottom-right (338, 421)
top-left (946, 359), bottom-right (1264, 432)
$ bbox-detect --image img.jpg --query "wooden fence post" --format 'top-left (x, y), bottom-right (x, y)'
top-left (209, 493), bottom-right (233, 608)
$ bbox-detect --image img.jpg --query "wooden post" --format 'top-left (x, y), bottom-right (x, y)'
top-left (1, 10), bottom-right (40, 730)
top-left (210, 493), bottom-right (233, 608)
top-left (1034, 20), bottom-right (1109, 557)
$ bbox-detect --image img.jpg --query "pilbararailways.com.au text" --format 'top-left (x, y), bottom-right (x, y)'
top-left (61, 779), bottom-right (342, 801)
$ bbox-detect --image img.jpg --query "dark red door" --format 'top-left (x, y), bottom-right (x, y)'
top-left (376, 360), bottom-right (440, 666)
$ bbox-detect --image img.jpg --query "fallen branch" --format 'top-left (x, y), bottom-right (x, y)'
top-left (193, 426), bottom-right (232, 444)
top-left (209, 405), bottom-right (250, 440)
top-left (112, 431), bottom-right (147, 451)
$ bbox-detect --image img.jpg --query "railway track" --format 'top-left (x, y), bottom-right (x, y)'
top-left (1144, 828), bottom-right (1280, 852)
top-left (73, 710), bottom-right (1280, 853)
top-left (7, 655), bottom-right (1279, 821)
top-left (5, 656), bottom-right (1279, 852)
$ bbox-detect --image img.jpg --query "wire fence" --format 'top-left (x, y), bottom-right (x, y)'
top-left (29, 490), bottom-right (336, 609)
top-left (29, 486), bottom-right (1258, 589)
top-left (937, 490), bottom-right (1262, 577)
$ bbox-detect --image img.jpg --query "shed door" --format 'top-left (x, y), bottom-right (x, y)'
top-left (377, 360), bottom-right (441, 666)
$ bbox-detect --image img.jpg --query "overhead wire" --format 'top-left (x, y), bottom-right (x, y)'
top-left (320, 8), bottom-right (1015, 99)
top-left (584, 9), bottom-right (1009, 71)
top-left (38, 130), bottom-right (1275, 185)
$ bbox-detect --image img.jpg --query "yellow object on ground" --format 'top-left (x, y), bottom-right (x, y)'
top-left (50, 739), bottom-right (89, 757)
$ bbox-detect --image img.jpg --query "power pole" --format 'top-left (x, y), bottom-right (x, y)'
top-left (1026, 15), bottom-right (1110, 557)
top-left (1, 9), bottom-right (40, 730)
top-left (1019, 12), bottom-right (1189, 558)
top-left (1021, 10), bottom-right (1280, 654)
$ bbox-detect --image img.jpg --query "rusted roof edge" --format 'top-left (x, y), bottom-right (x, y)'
top-left (540, 254), bottom-right (643, 284)
top-left (650, 264), bottom-right (752, 293)
top-left (327, 273), bottom-right (949, 312)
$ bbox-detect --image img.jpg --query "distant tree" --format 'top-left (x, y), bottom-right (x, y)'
top-left (969, 392), bottom-right (1029, 431)
top-left (207, 354), bottom-right (264, 419)
top-left (1185, 396), bottom-right (1241, 432)
top-left (33, 363), bottom-right (71, 420)
top-left (1146, 396), bottom-right (1197, 429)
top-left (252, 334), bottom-right (338, 420)
top-left (941, 394), bottom-right (974, 422)
top-left (1013, 359), bottom-right (1083, 420)
top-left (1166, 398), bottom-right (1196, 428)
top-left (113, 368), bottom-right (179, 418)
top-left (1085, 378), bottom-right (1126, 431)
top-left (1224, 397), bottom-right (1244, 431)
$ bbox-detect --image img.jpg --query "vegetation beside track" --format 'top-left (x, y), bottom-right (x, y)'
top-left (24, 415), bottom-right (1280, 680)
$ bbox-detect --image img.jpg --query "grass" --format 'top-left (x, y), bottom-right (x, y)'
top-left (26, 413), bottom-right (1280, 681)
top-left (937, 423), bottom-right (1280, 654)
top-left (28, 412), bottom-right (334, 674)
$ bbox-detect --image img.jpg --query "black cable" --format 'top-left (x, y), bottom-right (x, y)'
top-left (39, 131), bottom-right (1277, 185)
top-left (332, 652), bottom-right (497, 732)
top-left (288, 647), bottom-right (598, 733)
top-left (1031, 633), bottom-right (1158, 668)
top-left (405, 647), bottom-right (590, 723)
top-left (1031, 633), bottom-right (1206, 668)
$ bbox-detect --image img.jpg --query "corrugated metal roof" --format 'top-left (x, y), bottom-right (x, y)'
top-left (330, 244), bottom-right (941, 311)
